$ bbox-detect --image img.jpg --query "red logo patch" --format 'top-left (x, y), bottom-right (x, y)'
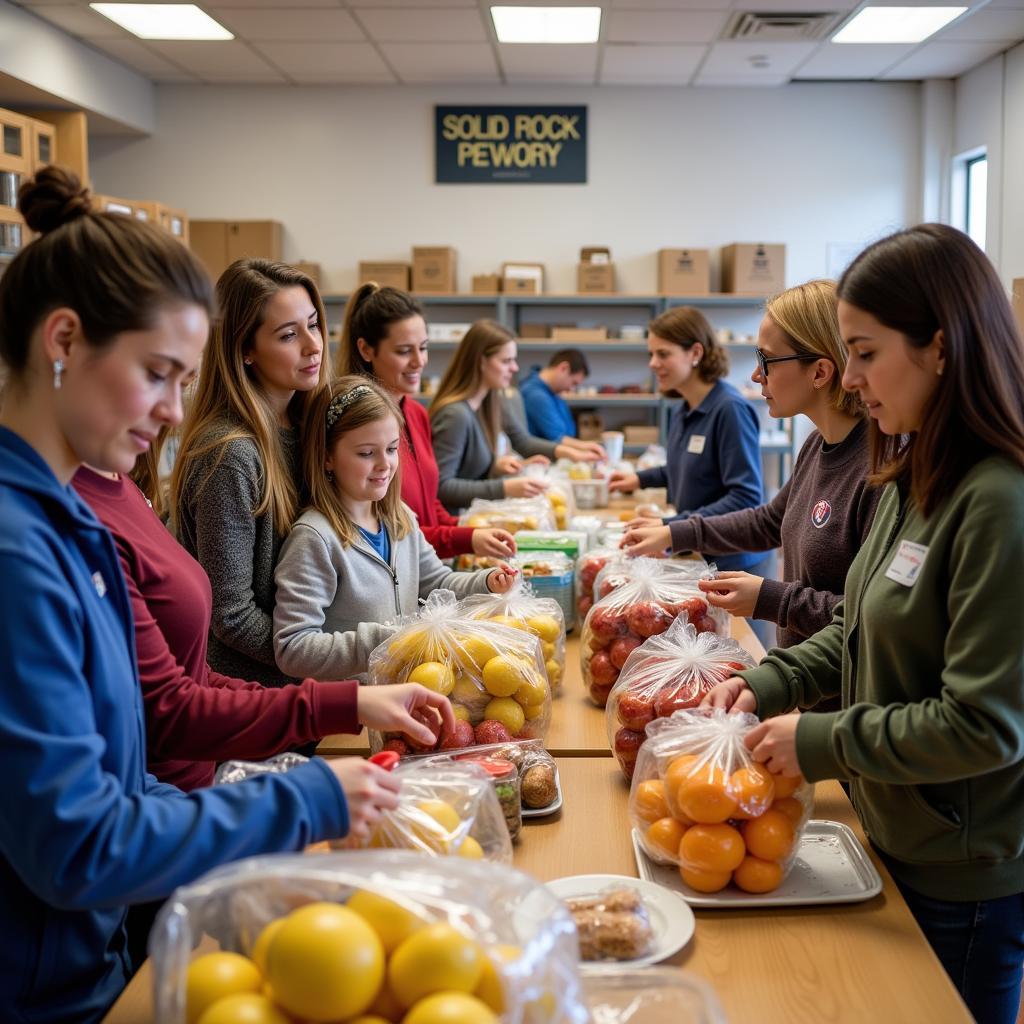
top-left (811, 499), bottom-right (832, 529)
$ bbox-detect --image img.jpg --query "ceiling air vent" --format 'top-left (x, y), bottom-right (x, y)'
top-left (722, 11), bottom-right (843, 41)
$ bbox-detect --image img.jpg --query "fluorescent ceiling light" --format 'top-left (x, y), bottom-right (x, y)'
top-left (832, 6), bottom-right (966, 43)
top-left (90, 4), bottom-right (233, 40)
top-left (491, 6), bottom-right (601, 44)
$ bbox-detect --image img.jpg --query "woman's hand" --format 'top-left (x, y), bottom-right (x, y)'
top-left (471, 527), bottom-right (516, 559)
top-left (701, 676), bottom-right (758, 714)
top-left (556, 440), bottom-right (605, 462)
top-left (504, 476), bottom-right (547, 498)
top-left (745, 714), bottom-right (802, 777)
top-left (325, 758), bottom-right (402, 841)
top-left (493, 454), bottom-right (524, 477)
top-left (625, 515), bottom-right (664, 531)
top-left (487, 562), bottom-right (518, 593)
top-left (608, 470), bottom-right (640, 494)
top-left (356, 683), bottom-right (456, 747)
top-left (620, 524), bottom-right (672, 556)
top-left (523, 454), bottom-right (551, 467)
top-left (698, 572), bottom-right (764, 619)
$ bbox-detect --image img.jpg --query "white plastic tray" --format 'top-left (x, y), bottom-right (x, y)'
top-left (522, 767), bottom-right (562, 818)
top-left (632, 819), bottom-right (883, 908)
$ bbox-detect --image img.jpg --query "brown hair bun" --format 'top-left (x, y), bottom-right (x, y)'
top-left (18, 166), bottom-right (92, 234)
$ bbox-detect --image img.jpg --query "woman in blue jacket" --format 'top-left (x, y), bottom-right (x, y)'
top-left (0, 169), bottom-right (446, 1024)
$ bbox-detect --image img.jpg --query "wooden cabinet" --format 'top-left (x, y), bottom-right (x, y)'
top-left (0, 109), bottom-right (30, 176)
top-left (29, 120), bottom-right (56, 171)
top-left (23, 110), bottom-right (87, 185)
top-left (189, 220), bottom-right (282, 279)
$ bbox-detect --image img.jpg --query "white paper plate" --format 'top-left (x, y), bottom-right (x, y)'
top-left (546, 873), bottom-right (696, 969)
top-left (522, 768), bottom-right (563, 818)
top-left (632, 820), bottom-right (883, 908)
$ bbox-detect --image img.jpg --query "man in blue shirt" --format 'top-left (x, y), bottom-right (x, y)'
top-left (519, 348), bottom-right (589, 442)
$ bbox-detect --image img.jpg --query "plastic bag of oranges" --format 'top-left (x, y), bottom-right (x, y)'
top-left (458, 578), bottom-right (567, 696)
top-left (367, 590), bottom-right (552, 755)
top-left (150, 850), bottom-right (589, 1024)
top-left (522, 464), bottom-right (575, 530)
top-left (605, 618), bottom-right (757, 781)
top-left (458, 496), bottom-right (555, 534)
top-left (630, 708), bottom-right (812, 896)
top-left (581, 558), bottom-right (729, 708)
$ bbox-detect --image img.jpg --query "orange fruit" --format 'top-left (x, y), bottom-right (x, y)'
top-left (679, 823), bottom-right (746, 874)
top-left (728, 764), bottom-right (776, 819)
top-left (679, 865), bottom-right (732, 893)
top-left (770, 771), bottom-right (803, 799)
top-left (742, 809), bottom-right (795, 862)
top-left (645, 817), bottom-right (687, 861)
top-left (675, 763), bottom-right (738, 824)
top-left (663, 755), bottom-right (699, 821)
top-left (734, 855), bottom-right (784, 894)
top-left (772, 796), bottom-right (804, 827)
top-left (633, 780), bottom-right (670, 824)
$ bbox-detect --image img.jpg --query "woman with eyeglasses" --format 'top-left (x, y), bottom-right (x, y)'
top-left (621, 281), bottom-right (879, 649)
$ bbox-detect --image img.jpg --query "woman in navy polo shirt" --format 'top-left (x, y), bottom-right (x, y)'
top-left (609, 306), bottom-right (773, 642)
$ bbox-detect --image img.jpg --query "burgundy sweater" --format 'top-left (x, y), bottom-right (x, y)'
top-left (73, 468), bottom-right (359, 791)
top-left (669, 418), bottom-right (881, 647)
top-left (400, 396), bottom-right (475, 558)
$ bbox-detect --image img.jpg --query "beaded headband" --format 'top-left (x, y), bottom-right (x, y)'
top-left (325, 384), bottom-right (375, 430)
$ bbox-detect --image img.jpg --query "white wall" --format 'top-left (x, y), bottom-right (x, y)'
top-left (1001, 44), bottom-right (1024, 283)
top-left (90, 82), bottom-right (921, 294)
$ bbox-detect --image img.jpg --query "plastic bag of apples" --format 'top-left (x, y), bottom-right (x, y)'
top-left (630, 708), bottom-right (812, 896)
top-left (591, 557), bottom-right (712, 618)
top-left (580, 558), bottom-right (728, 708)
top-left (605, 618), bottom-right (756, 780)
top-left (367, 590), bottom-right (552, 756)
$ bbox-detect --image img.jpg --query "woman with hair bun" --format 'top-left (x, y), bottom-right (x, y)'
top-left (0, 169), bottom-right (403, 1022)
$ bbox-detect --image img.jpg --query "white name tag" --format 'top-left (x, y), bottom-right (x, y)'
top-left (884, 540), bottom-right (928, 587)
top-left (687, 434), bottom-right (706, 455)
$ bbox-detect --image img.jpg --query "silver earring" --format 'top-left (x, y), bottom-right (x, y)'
top-left (325, 469), bottom-right (334, 482)
top-left (53, 359), bottom-right (64, 390)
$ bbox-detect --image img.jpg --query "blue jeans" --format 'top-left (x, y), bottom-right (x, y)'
top-left (894, 878), bottom-right (1024, 1024)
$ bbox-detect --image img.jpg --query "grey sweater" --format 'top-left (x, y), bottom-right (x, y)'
top-left (669, 418), bottom-right (880, 647)
top-left (174, 419), bottom-right (300, 687)
top-left (273, 507), bottom-right (494, 681)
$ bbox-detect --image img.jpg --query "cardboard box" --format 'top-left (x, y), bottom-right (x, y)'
top-left (472, 273), bottom-right (501, 294)
top-left (576, 411), bottom-right (605, 440)
top-left (519, 323), bottom-right (549, 339)
top-left (1013, 279), bottom-right (1024, 336)
top-left (503, 261), bottom-right (545, 294)
top-left (577, 262), bottom-right (615, 294)
top-left (623, 424), bottom-right (660, 445)
top-left (412, 246), bottom-right (456, 293)
top-left (658, 248), bottom-right (711, 296)
top-left (294, 261), bottom-right (321, 288)
top-left (551, 327), bottom-right (608, 342)
top-left (720, 243), bottom-right (786, 295)
top-left (359, 261), bottom-right (410, 291)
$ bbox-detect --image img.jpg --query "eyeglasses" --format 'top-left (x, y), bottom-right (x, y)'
top-left (755, 349), bottom-right (820, 377)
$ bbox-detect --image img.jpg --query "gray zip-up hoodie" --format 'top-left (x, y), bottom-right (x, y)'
top-left (273, 507), bottom-right (493, 681)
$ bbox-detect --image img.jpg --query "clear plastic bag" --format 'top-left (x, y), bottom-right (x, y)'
top-left (460, 496), bottom-right (555, 533)
top-left (606, 618), bottom-right (757, 780)
top-left (514, 550), bottom-right (576, 632)
top-left (629, 708), bottom-right (813, 896)
top-left (523, 464), bottom-right (575, 529)
top-left (577, 547), bottom-right (628, 621)
top-left (214, 752), bottom-right (307, 785)
top-left (584, 967), bottom-right (726, 1024)
top-left (580, 558), bottom-right (728, 708)
top-left (592, 556), bottom-right (710, 607)
top-left (459, 578), bottom-right (567, 696)
top-left (367, 590), bottom-right (551, 755)
top-left (149, 851), bottom-right (590, 1024)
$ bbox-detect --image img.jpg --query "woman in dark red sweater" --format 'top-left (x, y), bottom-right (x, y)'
top-left (334, 285), bottom-right (516, 560)
top-left (73, 465), bottom-right (452, 792)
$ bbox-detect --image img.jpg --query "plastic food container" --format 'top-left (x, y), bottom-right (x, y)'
top-left (584, 967), bottom-right (726, 1023)
top-left (453, 756), bottom-right (522, 841)
top-left (516, 551), bottom-right (576, 631)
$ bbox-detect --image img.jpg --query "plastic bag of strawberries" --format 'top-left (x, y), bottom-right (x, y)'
top-left (580, 557), bottom-right (728, 708)
top-left (605, 617), bottom-right (756, 780)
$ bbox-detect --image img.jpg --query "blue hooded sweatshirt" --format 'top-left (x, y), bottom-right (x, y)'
top-left (0, 427), bottom-right (350, 1024)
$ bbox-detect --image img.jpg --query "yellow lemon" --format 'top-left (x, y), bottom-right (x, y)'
top-left (368, 979), bottom-right (405, 1021)
top-left (249, 919), bottom-right (284, 977)
top-left (407, 661), bottom-right (455, 696)
top-left (457, 635), bottom-right (499, 671)
top-left (403, 992), bottom-right (498, 1024)
top-left (526, 615), bottom-right (560, 643)
top-left (544, 659), bottom-right (562, 685)
top-left (388, 924), bottom-right (485, 1008)
top-left (523, 702), bottom-right (546, 721)
top-left (456, 835), bottom-right (484, 859)
top-left (490, 614), bottom-right (528, 631)
top-left (452, 704), bottom-right (471, 723)
top-left (196, 993), bottom-right (290, 1024)
top-left (186, 952), bottom-right (262, 1024)
top-left (347, 890), bottom-right (425, 954)
top-left (452, 676), bottom-right (486, 705)
top-left (513, 675), bottom-right (547, 707)
top-left (541, 641), bottom-right (556, 661)
top-left (474, 945), bottom-right (521, 1013)
top-left (483, 697), bottom-right (525, 736)
top-left (481, 655), bottom-right (528, 697)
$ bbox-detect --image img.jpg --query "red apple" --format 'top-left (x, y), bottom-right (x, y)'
top-left (577, 595), bottom-right (593, 619)
top-left (609, 634), bottom-right (643, 670)
top-left (614, 726), bottom-right (644, 758)
top-left (382, 738), bottom-right (409, 756)
top-left (626, 602), bottom-right (673, 639)
top-left (678, 596), bottom-right (709, 621)
top-left (589, 650), bottom-right (619, 687)
top-left (439, 718), bottom-right (476, 751)
top-left (616, 691), bottom-right (656, 732)
top-left (693, 615), bottom-right (718, 635)
top-left (727, 661), bottom-right (748, 672)
top-left (474, 719), bottom-right (513, 745)
top-left (654, 684), bottom-right (702, 719)
top-left (589, 606), bottom-right (627, 644)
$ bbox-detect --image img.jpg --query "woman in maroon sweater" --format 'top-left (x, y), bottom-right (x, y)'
top-left (73, 465), bottom-right (452, 791)
top-left (334, 284), bottom-right (516, 560)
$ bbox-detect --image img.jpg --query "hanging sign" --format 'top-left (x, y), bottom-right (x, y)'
top-left (435, 105), bottom-right (587, 184)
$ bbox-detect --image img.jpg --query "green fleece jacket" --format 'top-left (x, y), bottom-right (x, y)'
top-left (742, 455), bottom-right (1024, 901)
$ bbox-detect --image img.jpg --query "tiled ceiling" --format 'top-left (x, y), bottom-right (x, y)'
top-left (10, 0), bottom-right (1024, 86)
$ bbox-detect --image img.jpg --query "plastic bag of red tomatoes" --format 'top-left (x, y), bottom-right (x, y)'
top-left (630, 708), bottom-right (812, 896)
top-left (605, 617), bottom-right (756, 780)
top-left (580, 558), bottom-right (728, 708)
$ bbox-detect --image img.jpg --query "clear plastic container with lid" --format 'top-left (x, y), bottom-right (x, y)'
top-left (457, 756), bottom-right (522, 841)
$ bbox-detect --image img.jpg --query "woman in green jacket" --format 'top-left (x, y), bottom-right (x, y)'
top-left (706, 224), bottom-right (1024, 1024)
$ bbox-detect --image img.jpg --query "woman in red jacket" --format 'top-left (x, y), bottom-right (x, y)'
top-left (335, 284), bottom-right (515, 560)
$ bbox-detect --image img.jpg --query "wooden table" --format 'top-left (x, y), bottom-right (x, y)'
top-left (102, 757), bottom-right (971, 1024)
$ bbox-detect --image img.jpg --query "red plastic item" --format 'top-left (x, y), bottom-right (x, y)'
top-left (370, 751), bottom-right (401, 771)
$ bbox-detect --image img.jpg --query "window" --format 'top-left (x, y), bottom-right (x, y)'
top-left (965, 154), bottom-right (988, 251)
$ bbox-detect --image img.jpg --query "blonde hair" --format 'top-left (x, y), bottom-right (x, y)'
top-left (170, 259), bottom-right (331, 536)
top-left (647, 307), bottom-right (729, 384)
top-left (301, 375), bottom-right (413, 548)
top-left (765, 279), bottom-right (861, 417)
top-left (429, 319), bottom-right (514, 449)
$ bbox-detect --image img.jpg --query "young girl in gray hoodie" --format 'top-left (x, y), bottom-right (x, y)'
top-left (274, 376), bottom-right (515, 681)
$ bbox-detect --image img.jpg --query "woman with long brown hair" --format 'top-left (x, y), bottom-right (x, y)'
top-left (706, 225), bottom-right (1024, 1024)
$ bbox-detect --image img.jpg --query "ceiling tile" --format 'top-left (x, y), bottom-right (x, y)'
top-left (881, 40), bottom-right (1009, 77)
top-left (610, 0), bottom-right (731, 8)
top-left (212, 8), bottom-right (364, 41)
top-left (204, 0), bottom-right (342, 7)
top-left (345, 0), bottom-right (478, 6)
top-left (600, 43), bottom-right (705, 82)
top-left (87, 36), bottom-right (198, 78)
top-left (379, 42), bottom-right (499, 80)
top-left (737, 0), bottom-right (860, 10)
top-left (606, 9), bottom-right (727, 43)
top-left (697, 41), bottom-right (818, 78)
top-left (253, 40), bottom-right (392, 77)
top-left (694, 73), bottom-right (791, 85)
top-left (29, 4), bottom-right (125, 38)
top-left (200, 70), bottom-right (288, 82)
top-left (145, 40), bottom-right (278, 75)
top-left (793, 42), bottom-right (917, 78)
top-left (497, 43), bottom-right (598, 81)
top-left (936, 7), bottom-right (1024, 40)
top-left (354, 7), bottom-right (487, 41)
